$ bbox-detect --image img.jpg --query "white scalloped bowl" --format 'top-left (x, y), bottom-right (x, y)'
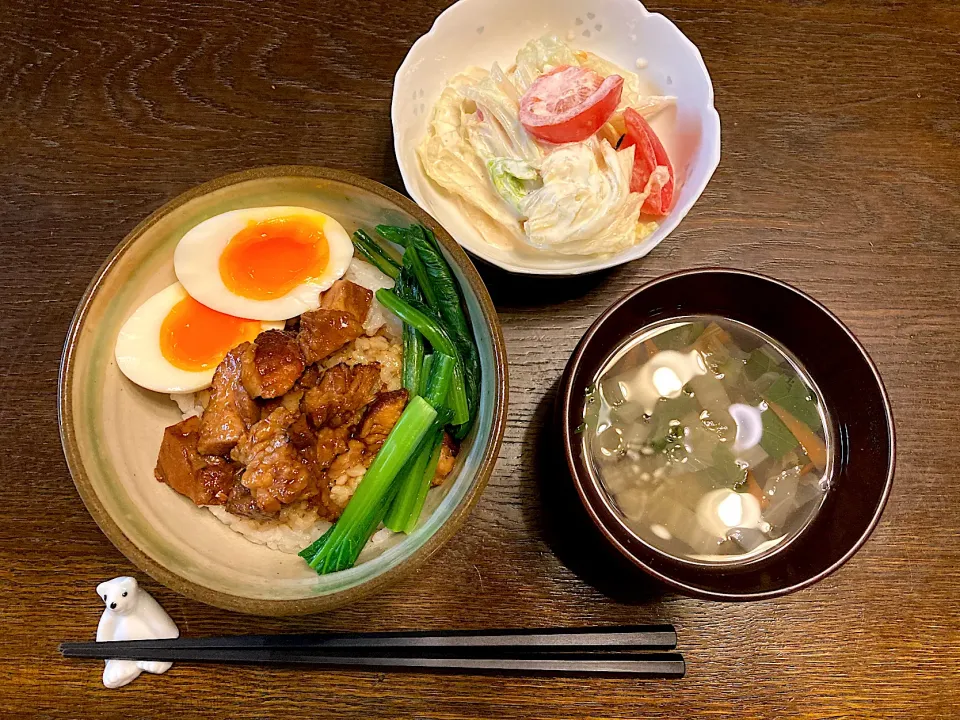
top-left (393, 0), bottom-right (721, 275)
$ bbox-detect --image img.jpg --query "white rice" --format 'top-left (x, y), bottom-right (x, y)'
top-left (205, 504), bottom-right (400, 556)
top-left (207, 502), bottom-right (332, 555)
top-left (170, 390), bottom-right (207, 421)
top-left (322, 335), bottom-right (403, 392)
top-left (345, 260), bottom-right (403, 338)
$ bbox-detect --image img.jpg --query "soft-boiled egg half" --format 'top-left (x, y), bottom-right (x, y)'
top-left (115, 282), bottom-right (283, 393)
top-left (174, 206), bottom-right (353, 321)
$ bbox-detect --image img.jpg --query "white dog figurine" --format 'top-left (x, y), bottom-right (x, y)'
top-left (96, 576), bottom-right (179, 689)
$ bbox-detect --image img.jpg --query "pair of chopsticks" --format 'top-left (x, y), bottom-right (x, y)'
top-left (60, 625), bottom-right (684, 678)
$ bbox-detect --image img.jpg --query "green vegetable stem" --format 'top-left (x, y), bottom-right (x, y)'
top-left (383, 355), bottom-right (455, 533)
top-left (379, 225), bottom-right (480, 437)
top-left (395, 264), bottom-right (425, 396)
top-left (375, 288), bottom-right (470, 426)
top-left (351, 229), bottom-right (400, 279)
top-left (307, 395), bottom-right (438, 573)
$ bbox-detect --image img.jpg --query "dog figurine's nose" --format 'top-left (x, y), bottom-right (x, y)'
top-left (110, 602), bottom-right (117, 609)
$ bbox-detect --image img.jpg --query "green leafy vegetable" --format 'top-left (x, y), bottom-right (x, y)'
top-left (356, 228), bottom-right (402, 263)
top-left (298, 524), bottom-right (334, 565)
top-left (652, 322), bottom-right (705, 352)
top-left (419, 353), bottom-right (434, 397)
top-left (375, 224), bottom-right (412, 248)
top-left (374, 225), bottom-right (480, 435)
top-left (764, 375), bottom-right (822, 432)
top-left (759, 405), bottom-right (800, 459)
top-left (407, 226), bottom-right (481, 436)
top-left (404, 243), bottom-right (439, 308)
top-left (649, 422), bottom-right (685, 453)
top-left (709, 443), bottom-right (747, 488)
top-left (352, 229), bottom-right (400, 279)
top-left (384, 355), bottom-right (455, 533)
top-left (395, 265), bottom-right (425, 396)
top-left (383, 428), bottom-right (446, 534)
top-left (643, 394), bottom-right (697, 451)
top-left (308, 396), bottom-right (438, 573)
top-left (744, 348), bottom-right (779, 381)
top-left (487, 158), bottom-right (537, 211)
top-left (423, 353), bottom-right (455, 410)
top-left (375, 288), bottom-right (470, 426)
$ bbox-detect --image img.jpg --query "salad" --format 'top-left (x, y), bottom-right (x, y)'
top-left (419, 36), bottom-right (676, 257)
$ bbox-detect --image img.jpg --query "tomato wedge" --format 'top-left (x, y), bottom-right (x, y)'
top-left (519, 65), bottom-right (623, 144)
top-left (620, 107), bottom-right (674, 216)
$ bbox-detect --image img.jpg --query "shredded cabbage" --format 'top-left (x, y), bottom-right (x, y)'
top-left (520, 139), bottom-right (646, 255)
top-left (418, 35), bottom-right (672, 257)
top-left (512, 36), bottom-right (581, 93)
top-left (487, 158), bottom-right (539, 211)
top-left (417, 71), bottom-right (526, 239)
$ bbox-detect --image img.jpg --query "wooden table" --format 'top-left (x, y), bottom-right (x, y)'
top-left (1, 0), bottom-right (957, 716)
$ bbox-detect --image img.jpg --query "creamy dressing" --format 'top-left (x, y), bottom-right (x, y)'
top-left (418, 35), bottom-right (676, 257)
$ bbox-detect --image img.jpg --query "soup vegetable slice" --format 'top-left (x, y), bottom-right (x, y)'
top-left (519, 65), bottom-right (624, 144)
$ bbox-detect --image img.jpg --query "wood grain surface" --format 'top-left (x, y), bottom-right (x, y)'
top-left (1, 0), bottom-right (958, 717)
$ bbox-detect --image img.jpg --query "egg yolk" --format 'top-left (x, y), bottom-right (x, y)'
top-left (160, 296), bottom-right (262, 372)
top-left (219, 216), bottom-right (330, 300)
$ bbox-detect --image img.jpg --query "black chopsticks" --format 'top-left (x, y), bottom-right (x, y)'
top-left (60, 625), bottom-right (685, 678)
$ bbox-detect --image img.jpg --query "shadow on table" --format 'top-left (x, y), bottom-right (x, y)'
top-left (523, 379), bottom-right (667, 605)
top-left (473, 258), bottom-right (612, 309)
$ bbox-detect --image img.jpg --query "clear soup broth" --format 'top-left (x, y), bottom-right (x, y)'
top-left (582, 316), bottom-right (832, 564)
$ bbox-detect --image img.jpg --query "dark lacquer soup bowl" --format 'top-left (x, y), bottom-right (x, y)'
top-left (559, 269), bottom-right (895, 600)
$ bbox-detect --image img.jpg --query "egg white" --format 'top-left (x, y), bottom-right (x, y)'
top-left (173, 206), bottom-right (354, 321)
top-left (115, 282), bottom-right (283, 394)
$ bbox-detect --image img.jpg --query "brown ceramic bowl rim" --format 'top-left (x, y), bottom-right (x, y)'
top-left (561, 267), bottom-right (895, 600)
top-left (58, 165), bottom-right (509, 615)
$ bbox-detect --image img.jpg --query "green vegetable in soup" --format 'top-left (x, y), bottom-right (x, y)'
top-left (763, 374), bottom-right (822, 433)
top-left (651, 321), bottom-right (705, 351)
top-left (744, 347), bottom-right (781, 381)
top-left (758, 404), bottom-right (800, 459)
top-left (709, 443), bottom-right (747, 488)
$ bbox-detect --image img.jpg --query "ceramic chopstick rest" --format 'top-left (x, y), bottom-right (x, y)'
top-left (95, 577), bottom-right (179, 688)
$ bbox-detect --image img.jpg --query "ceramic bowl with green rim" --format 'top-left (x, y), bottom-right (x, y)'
top-left (59, 166), bottom-right (508, 616)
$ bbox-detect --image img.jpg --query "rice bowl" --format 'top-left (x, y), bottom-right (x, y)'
top-left (59, 166), bottom-right (508, 615)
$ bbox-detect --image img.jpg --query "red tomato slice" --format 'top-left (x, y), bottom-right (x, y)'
top-left (519, 65), bottom-right (624, 144)
top-left (620, 107), bottom-right (675, 216)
